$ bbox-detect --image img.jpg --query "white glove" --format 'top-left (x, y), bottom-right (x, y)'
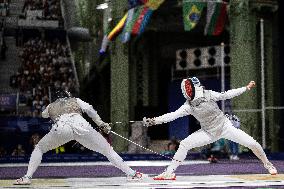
top-left (143, 117), bottom-right (155, 127)
top-left (99, 123), bottom-right (111, 134)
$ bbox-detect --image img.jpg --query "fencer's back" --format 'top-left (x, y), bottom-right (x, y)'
top-left (48, 98), bottom-right (82, 121)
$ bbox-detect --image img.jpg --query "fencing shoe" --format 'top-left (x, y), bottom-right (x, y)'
top-left (127, 171), bottom-right (148, 181)
top-left (153, 172), bottom-right (176, 180)
top-left (264, 162), bottom-right (278, 175)
top-left (14, 175), bottom-right (31, 185)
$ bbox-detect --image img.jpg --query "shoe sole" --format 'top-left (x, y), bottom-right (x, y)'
top-left (153, 177), bottom-right (176, 181)
top-left (14, 183), bottom-right (31, 185)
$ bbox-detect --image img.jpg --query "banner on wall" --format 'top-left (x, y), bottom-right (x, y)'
top-left (0, 94), bottom-right (17, 110)
top-left (0, 116), bottom-right (51, 132)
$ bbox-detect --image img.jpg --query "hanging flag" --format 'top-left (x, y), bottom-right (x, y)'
top-left (130, 0), bottom-right (164, 35)
top-left (204, 1), bottom-right (228, 36)
top-left (146, 0), bottom-right (165, 10)
top-left (99, 35), bottom-right (109, 54)
top-left (100, 0), bottom-right (165, 52)
top-left (108, 13), bottom-right (128, 41)
top-left (99, 13), bottom-right (128, 53)
top-left (132, 6), bottom-right (151, 35)
top-left (138, 8), bottom-right (153, 35)
top-left (121, 6), bottom-right (144, 43)
top-left (121, 8), bottom-right (135, 43)
top-left (183, 0), bottom-right (206, 31)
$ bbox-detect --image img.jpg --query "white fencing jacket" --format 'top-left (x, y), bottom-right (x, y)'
top-left (42, 98), bottom-right (105, 135)
top-left (154, 87), bottom-right (247, 136)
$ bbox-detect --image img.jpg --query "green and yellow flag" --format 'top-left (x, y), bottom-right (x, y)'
top-left (183, 0), bottom-right (206, 31)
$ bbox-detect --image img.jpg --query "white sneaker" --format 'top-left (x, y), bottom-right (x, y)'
top-left (14, 176), bottom-right (31, 185)
top-left (264, 162), bottom-right (278, 175)
top-left (232, 155), bottom-right (240, 160)
top-left (127, 171), bottom-right (148, 181)
top-left (153, 172), bottom-right (176, 180)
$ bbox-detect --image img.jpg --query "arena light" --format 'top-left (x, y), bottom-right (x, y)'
top-left (208, 57), bottom-right (216, 66)
top-left (179, 50), bottom-right (188, 69)
top-left (193, 59), bottom-right (201, 67)
top-left (96, 3), bottom-right (108, 10)
top-left (193, 49), bottom-right (201, 58)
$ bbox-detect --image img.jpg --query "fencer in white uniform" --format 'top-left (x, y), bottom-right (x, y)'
top-left (144, 77), bottom-right (277, 180)
top-left (15, 91), bottom-right (146, 185)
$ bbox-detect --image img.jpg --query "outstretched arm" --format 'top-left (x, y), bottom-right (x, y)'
top-left (210, 81), bottom-right (256, 101)
top-left (76, 98), bottom-right (104, 125)
top-left (76, 98), bottom-right (111, 134)
top-left (144, 104), bottom-right (190, 127)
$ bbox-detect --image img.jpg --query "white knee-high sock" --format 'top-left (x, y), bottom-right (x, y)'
top-left (105, 149), bottom-right (136, 176)
top-left (25, 147), bottom-right (43, 178)
top-left (165, 144), bottom-right (188, 174)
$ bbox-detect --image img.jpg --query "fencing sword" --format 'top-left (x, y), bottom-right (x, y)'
top-left (109, 120), bottom-right (141, 125)
top-left (71, 119), bottom-right (182, 162)
top-left (72, 128), bottom-right (181, 163)
top-left (110, 130), bottom-right (182, 163)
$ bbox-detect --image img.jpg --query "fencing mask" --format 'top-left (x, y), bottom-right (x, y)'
top-left (181, 77), bottom-right (204, 101)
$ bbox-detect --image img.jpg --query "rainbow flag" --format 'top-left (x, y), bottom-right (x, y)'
top-left (100, 0), bottom-right (164, 53)
top-left (183, 0), bottom-right (206, 31)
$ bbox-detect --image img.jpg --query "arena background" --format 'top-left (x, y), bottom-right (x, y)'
top-left (0, 0), bottom-right (284, 188)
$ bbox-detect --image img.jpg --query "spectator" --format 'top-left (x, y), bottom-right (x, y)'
top-left (11, 144), bottom-right (26, 156)
top-left (162, 139), bottom-right (180, 156)
top-left (0, 145), bottom-right (7, 157)
top-left (0, 0), bottom-right (9, 16)
top-left (22, 0), bottom-right (62, 20)
top-left (29, 133), bottom-right (41, 150)
top-left (10, 37), bottom-right (76, 117)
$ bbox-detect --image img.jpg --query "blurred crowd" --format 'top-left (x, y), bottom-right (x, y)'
top-left (0, 133), bottom-right (40, 157)
top-left (0, 132), bottom-right (95, 157)
top-left (0, 0), bottom-right (9, 17)
top-left (22, 0), bottom-right (62, 20)
top-left (10, 37), bottom-right (76, 117)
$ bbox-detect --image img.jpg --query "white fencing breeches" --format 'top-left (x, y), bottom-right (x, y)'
top-left (165, 120), bottom-right (269, 174)
top-left (26, 114), bottom-right (135, 178)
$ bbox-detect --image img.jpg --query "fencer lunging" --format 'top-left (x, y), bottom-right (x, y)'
top-left (14, 91), bottom-right (146, 185)
top-left (143, 77), bottom-right (277, 180)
